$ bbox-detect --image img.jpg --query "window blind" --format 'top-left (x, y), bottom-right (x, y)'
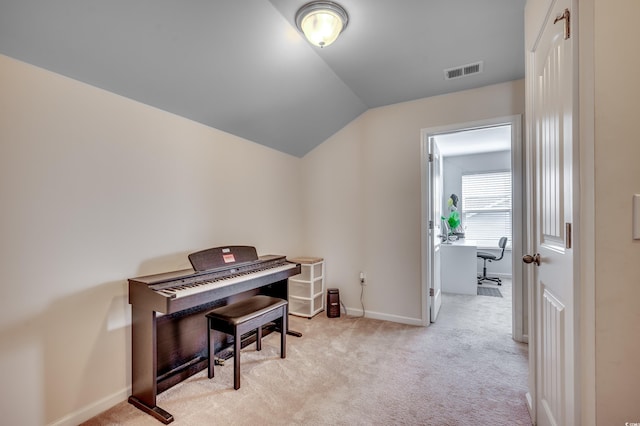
top-left (461, 171), bottom-right (512, 248)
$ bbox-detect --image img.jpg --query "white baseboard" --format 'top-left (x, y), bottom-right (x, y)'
top-left (344, 307), bottom-right (423, 326)
top-left (526, 391), bottom-right (534, 423)
top-left (48, 387), bottom-right (130, 426)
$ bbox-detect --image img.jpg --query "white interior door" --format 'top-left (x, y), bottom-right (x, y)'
top-left (527, 1), bottom-right (577, 424)
top-left (428, 137), bottom-right (442, 322)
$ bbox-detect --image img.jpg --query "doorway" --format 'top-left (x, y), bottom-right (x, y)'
top-left (420, 115), bottom-right (526, 343)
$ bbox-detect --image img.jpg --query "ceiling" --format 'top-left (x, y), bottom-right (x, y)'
top-left (435, 125), bottom-right (512, 157)
top-left (0, 0), bottom-right (525, 158)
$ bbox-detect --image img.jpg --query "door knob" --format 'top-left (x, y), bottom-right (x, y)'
top-left (522, 253), bottom-right (541, 266)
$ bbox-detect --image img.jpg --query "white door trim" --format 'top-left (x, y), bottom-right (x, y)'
top-left (576, 1), bottom-right (596, 423)
top-left (420, 115), bottom-right (525, 341)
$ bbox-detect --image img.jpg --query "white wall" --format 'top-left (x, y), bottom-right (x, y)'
top-left (0, 54), bottom-right (303, 425)
top-left (592, 0), bottom-right (640, 422)
top-left (301, 80), bottom-right (525, 323)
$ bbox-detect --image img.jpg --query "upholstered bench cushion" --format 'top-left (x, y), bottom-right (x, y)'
top-left (206, 294), bottom-right (287, 389)
top-left (206, 295), bottom-right (287, 325)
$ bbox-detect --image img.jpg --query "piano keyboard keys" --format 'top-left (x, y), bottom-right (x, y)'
top-left (156, 263), bottom-right (298, 299)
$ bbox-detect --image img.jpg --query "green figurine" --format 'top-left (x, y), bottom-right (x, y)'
top-left (442, 194), bottom-right (461, 234)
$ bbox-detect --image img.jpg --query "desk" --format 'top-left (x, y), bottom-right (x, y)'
top-left (440, 239), bottom-right (477, 295)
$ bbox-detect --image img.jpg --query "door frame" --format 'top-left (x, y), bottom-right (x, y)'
top-left (426, 136), bottom-right (443, 323)
top-left (420, 115), bottom-right (525, 342)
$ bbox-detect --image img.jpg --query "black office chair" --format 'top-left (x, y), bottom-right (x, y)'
top-left (477, 237), bottom-right (508, 285)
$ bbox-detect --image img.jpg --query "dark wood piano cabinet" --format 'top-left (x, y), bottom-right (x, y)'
top-left (127, 246), bottom-right (301, 424)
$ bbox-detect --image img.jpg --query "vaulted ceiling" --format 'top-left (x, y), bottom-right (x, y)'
top-left (0, 0), bottom-right (525, 157)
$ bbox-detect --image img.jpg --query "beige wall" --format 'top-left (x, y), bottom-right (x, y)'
top-left (301, 80), bottom-right (525, 323)
top-left (593, 0), bottom-right (640, 423)
top-left (0, 54), bottom-right (303, 425)
top-left (0, 52), bottom-right (527, 425)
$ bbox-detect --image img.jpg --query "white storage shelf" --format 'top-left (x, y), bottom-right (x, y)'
top-left (288, 258), bottom-right (324, 318)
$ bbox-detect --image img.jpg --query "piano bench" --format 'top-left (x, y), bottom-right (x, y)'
top-left (205, 295), bottom-right (288, 390)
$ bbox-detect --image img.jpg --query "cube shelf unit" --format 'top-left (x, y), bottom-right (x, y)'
top-left (287, 257), bottom-right (325, 318)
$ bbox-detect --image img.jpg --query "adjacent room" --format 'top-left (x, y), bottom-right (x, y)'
top-left (437, 125), bottom-right (513, 298)
top-left (424, 122), bottom-right (521, 340)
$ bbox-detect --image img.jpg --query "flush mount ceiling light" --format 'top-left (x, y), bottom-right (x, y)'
top-left (295, 1), bottom-right (349, 48)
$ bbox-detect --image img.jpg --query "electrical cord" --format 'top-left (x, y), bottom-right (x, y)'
top-left (336, 275), bottom-right (366, 318)
top-left (338, 283), bottom-right (365, 318)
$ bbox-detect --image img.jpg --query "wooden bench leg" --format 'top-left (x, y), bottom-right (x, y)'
top-left (234, 326), bottom-right (241, 390)
top-left (280, 308), bottom-right (287, 359)
top-left (256, 326), bottom-right (262, 351)
top-left (206, 296), bottom-right (288, 390)
top-left (208, 318), bottom-right (215, 379)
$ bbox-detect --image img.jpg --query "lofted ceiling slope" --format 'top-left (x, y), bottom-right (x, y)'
top-left (0, 0), bottom-right (525, 157)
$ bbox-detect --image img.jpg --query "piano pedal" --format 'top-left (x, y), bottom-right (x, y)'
top-left (214, 358), bottom-right (225, 366)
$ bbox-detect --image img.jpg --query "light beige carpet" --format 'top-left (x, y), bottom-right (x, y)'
top-left (85, 280), bottom-right (531, 425)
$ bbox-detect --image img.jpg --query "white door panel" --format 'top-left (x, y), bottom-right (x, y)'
top-left (428, 137), bottom-right (442, 322)
top-left (528, 0), bottom-right (577, 424)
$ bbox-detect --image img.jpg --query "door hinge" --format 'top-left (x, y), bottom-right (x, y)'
top-left (429, 220), bottom-right (434, 230)
top-left (429, 288), bottom-right (435, 297)
top-left (428, 153), bottom-right (433, 162)
top-left (554, 8), bottom-right (571, 39)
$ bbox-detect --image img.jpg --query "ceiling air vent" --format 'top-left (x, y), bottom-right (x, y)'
top-left (444, 61), bottom-right (484, 80)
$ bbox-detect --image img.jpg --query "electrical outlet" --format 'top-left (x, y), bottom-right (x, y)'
top-left (360, 272), bottom-right (366, 285)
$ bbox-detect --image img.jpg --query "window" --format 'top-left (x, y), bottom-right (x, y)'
top-left (461, 171), bottom-right (511, 248)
